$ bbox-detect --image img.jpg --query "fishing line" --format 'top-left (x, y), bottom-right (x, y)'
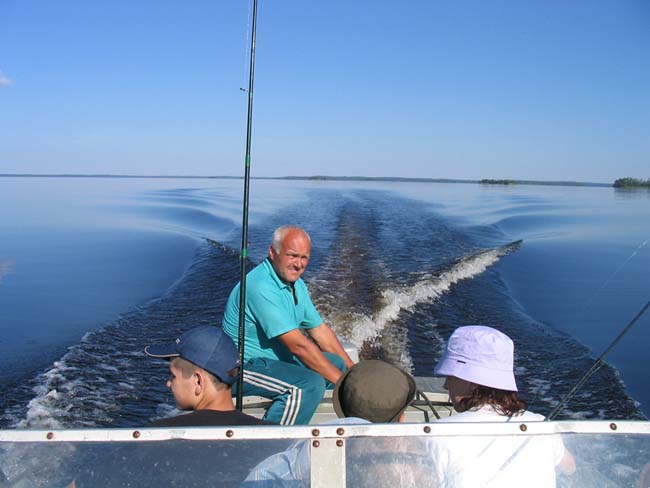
top-left (240, 0), bottom-right (255, 125)
top-left (242, 0), bottom-right (253, 80)
top-left (575, 238), bottom-right (649, 317)
top-left (595, 238), bottom-right (649, 292)
top-left (547, 297), bottom-right (650, 420)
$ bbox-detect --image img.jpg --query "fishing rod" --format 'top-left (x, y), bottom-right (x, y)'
top-left (546, 239), bottom-right (650, 418)
top-left (236, 0), bottom-right (259, 411)
top-left (519, 237), bottom-right (650, 416)
top-left (486, 297), bottom-right (650, 482)
top-left (546, 297), bottom-right (650, 420)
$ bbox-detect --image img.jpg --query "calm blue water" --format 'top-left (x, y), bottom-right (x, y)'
top-left (0, 177), bottom-right (648, 428)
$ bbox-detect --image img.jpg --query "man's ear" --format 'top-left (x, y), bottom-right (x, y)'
top-left (194, 371), bottom-right (204, 396)
top-left (268, 245), bottom-right (276, 261)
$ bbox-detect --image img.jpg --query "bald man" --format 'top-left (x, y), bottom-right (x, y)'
top-left (223, 225), bottom-right (354, 425)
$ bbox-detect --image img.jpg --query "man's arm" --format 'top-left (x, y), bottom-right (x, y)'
top-left (307, 323), bottom-right (355, 369)
top-left (277, 329), bottom-right (345, 384)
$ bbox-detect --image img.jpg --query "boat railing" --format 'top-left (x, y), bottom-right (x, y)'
top-left (1, 420), bottom-right (650, 487)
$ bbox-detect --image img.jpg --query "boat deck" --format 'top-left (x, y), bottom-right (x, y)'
top-left (242, 376), bottom-right (454, 423)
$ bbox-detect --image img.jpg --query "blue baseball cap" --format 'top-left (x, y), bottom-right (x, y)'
top-left (145, 326), bottom-right (240, 385)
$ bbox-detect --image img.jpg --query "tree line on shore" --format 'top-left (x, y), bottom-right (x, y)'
top-left (613, 177), bottom-right (650, 188)
top-left (479, 178), bottom-right (650, 188)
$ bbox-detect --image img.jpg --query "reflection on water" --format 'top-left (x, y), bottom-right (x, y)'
top-left (614, 187), bottom-right (650, 200)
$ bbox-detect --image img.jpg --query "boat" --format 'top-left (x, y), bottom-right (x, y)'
top-left (0, 326), bottom-right (648, 488)
top-left (1, 414), bottom-right (650, 486)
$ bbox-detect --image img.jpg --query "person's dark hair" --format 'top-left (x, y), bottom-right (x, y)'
top-left (172, 357), bottom-right (239, 391)
top-left (455, 384), bottom-right (527, 417)
top-left (206, 366), bottom-right (239, 391)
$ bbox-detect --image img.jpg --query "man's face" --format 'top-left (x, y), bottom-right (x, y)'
top-left (166, 360), bottom-right (196, 410)
top-left (269, 229), bottom-right (311, 283)
top-left (443, 376), bottom-right (475, 412)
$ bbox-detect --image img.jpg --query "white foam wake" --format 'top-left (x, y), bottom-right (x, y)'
top-left (348, 246), bottom-right (512, 349)
top-left (14, 359), bottom-right (80, 429)
top-left (12, 331), bottom-right (133, 429)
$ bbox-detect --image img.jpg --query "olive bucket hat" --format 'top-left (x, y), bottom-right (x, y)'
top-left (333, 360), bottom-right (416, 423)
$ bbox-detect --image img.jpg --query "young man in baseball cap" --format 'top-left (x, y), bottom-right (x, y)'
top-left (72, 327), bottom-right (273, 487)
top-left (145, 325), bottom-right (270, 426)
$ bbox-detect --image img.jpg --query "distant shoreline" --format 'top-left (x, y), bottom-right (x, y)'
top-left (0, 173), bottom-right (614, 188)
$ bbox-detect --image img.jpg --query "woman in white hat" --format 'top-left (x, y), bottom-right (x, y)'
top-left (430, 325), bottom-right (575, 487)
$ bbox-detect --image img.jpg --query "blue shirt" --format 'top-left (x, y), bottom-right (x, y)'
top-left (243, 418), bottom-right (370, 486)
top-left (222, 259), bottom-right (322, 362)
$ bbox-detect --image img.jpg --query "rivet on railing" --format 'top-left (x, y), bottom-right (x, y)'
top-left (610, 423), bottom-right (618, 431)
top-left (132, 431), bottom-right (141, 439)
top-left (311, 428), bottom-right (320, 437)
top-left (312, 440), bottom-right (320, 448)
top-left (519, 424), bottom-right (527, 432)
top-left (226, 430), bottom-right (234, 438)
top-left (423, 426), bottom-right (431, 434)
top-left (336, 428), bottom-right (345, 436)
top-left (336, 440), bottom-right (344, 447)
top-left (46, 432), bottom-right (54, 440)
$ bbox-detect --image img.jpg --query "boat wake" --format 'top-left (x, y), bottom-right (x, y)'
top-left (0, 243), bottom-right (241, 430)
top-left (330, 240), bottom-right (522, 366)
top-left (0, 187), bottom-right (645, 430)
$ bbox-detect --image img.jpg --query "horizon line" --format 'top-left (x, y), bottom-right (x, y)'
top-left (0, 173), bottom-right (614, 187)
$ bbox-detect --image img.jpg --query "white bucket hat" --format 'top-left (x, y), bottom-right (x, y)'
top-left (434, 325), bottom-right (517, 391)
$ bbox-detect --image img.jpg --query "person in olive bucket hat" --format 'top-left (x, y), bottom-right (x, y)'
top-left (333, 359), bottom-right (417, 423)
top-left (244, 360), bottom-right (432, 487)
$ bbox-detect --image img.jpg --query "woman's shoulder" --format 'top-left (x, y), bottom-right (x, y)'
top-left (436, 406), bottom-right (545, 423)
top-left (516, 409), bottom-right (545, 421)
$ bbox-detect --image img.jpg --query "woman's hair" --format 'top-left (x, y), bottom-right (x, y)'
top-left (456, 384), bottom-right (528, 417)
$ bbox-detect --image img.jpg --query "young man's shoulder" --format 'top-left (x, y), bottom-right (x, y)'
top-left (148, 409), bottom-right (274, 427)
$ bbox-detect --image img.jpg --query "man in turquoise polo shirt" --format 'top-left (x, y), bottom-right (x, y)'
top-left (223, 225), bottom-right (354, 425)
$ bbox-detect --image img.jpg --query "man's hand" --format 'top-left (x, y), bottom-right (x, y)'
top-left (278, 329), bottom-right (345, 384)
top-left (308, 323), bottom-right (355, 369)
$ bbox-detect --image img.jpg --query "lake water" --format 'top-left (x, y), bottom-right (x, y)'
top-left (0, 176), bottom-right (648, 428)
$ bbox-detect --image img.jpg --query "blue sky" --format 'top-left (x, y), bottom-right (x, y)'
top-left (1, 0), bottom-right (648, 183)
